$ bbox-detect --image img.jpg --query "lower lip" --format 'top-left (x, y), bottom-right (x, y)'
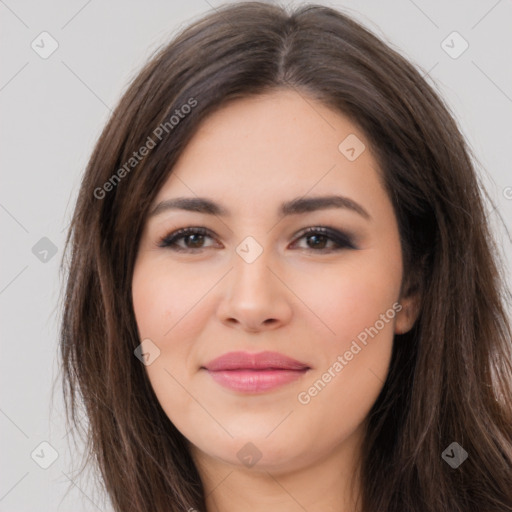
top-left (206, 369), bottom-right (309, 393)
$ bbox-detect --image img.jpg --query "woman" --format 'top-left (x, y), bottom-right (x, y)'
top-left (59, 2), bottom-right (512, 511)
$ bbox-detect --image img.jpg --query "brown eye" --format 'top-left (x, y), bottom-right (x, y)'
top-left (182, 233), bottom-right (206, 248)
top-left (158, 227), bottom-right (219, 252)
top-left (305, 233), bottom-right (329, 249)
top-left (291, 227), bottom-right (357, 251)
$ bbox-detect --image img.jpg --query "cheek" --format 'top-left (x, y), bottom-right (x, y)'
top-left (132, 263), bottom-right (165, 339)
top-left (131, 259), bottom-right (213, 391)
top-left (132, 260), bottom-right (207, 341)
top-left (291, 252), bottom-right (402, 346)
top-left (291, 249), bottom-right (401, 408)
top-left (294, 269), bottom-right (399, 443)
top-left (132, 262), bottom-right (203, 428)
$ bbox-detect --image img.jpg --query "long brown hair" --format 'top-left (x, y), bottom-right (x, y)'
top-left (58, 2), bottom-right (512, 511)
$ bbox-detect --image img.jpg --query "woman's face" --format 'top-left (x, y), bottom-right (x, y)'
top-left (132, 89), bottom-right (416, 475)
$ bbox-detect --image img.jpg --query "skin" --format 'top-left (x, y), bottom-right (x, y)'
top-left (132, 89), bottom-right (419, 512)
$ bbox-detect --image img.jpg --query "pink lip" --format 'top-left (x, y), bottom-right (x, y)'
top-left (202, 351), bottom-right (310, 393)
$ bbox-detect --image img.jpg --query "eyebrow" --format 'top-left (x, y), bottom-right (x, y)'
top-left (149, 195), bottom-right (371, 220)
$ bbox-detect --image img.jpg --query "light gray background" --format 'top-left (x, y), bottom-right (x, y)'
top-left (1, 0), bottom-right (511, 510)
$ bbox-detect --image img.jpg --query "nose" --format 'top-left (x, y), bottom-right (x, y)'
top-left (216, 248), bottom-right (293, 333)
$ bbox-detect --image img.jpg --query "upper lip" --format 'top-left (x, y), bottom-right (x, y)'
top-left (203, 351), bottom-right (310, 371)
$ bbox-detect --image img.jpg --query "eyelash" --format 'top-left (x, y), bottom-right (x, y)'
top-left (157, 226), bottom-right (357, 253)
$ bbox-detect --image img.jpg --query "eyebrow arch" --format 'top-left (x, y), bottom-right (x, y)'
top-left (149, 195), bottom-right (371, 220)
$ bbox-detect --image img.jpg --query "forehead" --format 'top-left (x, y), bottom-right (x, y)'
top-left (154, 89), bottom-right (384, 209)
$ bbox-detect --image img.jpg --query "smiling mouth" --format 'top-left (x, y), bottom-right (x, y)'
top-left (205, 368), bottom-right (310, 393)
top-left (202, 350), bottom-right (311, 393)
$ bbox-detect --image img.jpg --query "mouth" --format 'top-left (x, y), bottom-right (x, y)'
top-left (201, 351), bottom-right (311, 393)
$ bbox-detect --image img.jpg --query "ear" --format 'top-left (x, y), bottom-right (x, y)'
top-left (394, 292), bottom-right (421, 335)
